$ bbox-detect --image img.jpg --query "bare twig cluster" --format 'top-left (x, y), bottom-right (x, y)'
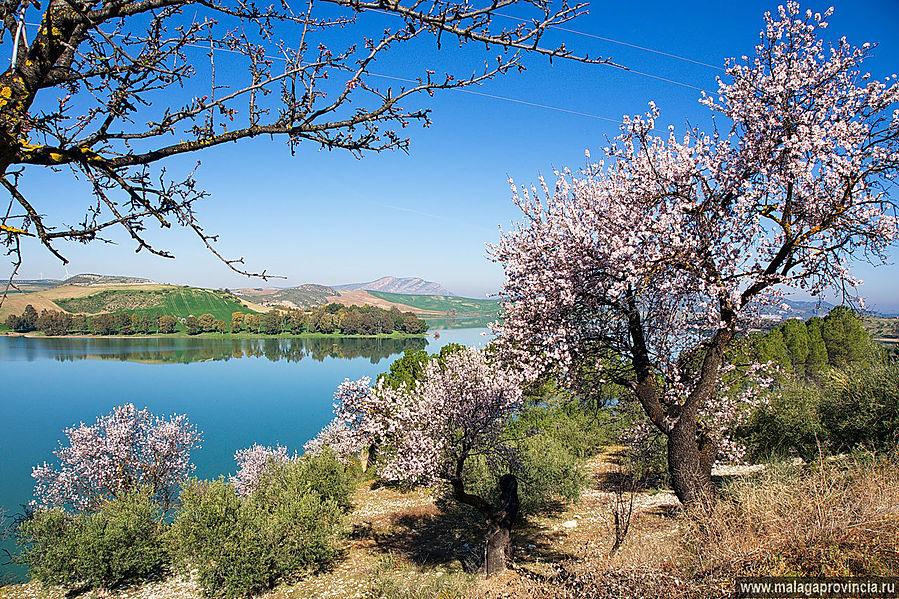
top-left (0, 0), bottom-right (610, 285)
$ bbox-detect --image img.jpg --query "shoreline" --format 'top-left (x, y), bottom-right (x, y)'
top-left (0, 331), bottom-right (429, 340)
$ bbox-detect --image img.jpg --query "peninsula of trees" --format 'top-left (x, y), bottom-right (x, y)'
top-left (3, 303), bottom-right (427, 337)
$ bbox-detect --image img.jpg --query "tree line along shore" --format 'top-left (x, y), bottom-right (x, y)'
top-left (2, 302), bottom-right (428, 337)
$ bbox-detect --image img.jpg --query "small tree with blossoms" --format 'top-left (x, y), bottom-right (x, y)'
top-left (230, 444), bottom-right (292, 498)
top-left (32, 404), bottom-right (202, 511)
top-left (310, 346), bottom-right (525, 575)
top-left (491, 3), bottom-right (898, 504)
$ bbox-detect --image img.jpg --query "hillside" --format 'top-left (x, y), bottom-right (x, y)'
top-left (1, 279), bottom-right (61, 293)
top-left (334, 276), bottom-right (455, 296)
top-left (59, 273), bottom-right (156, 286)
top-left (367, 291), bottom-right (502, 327)
top-left (864, 315), bottom-right (899, 342)
top-left (0, 284), bottom-right (264, 323)
top-left (232, 284), bottom-right (335, 309)
top-left (53, 287), bottom-right (257, 321)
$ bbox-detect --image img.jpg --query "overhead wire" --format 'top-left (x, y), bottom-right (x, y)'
top-left (20, 7), bottom-right (719, 122)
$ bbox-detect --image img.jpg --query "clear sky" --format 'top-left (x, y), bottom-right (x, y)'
top-left (6, 1), bottom-right (899, 311)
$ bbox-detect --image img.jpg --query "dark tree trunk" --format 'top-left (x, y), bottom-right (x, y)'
top-left (667, 418), bottom-right (715, 505)
top-left (451, 471), bottom-right (519, 577)
top-left (484, 474), bottom-right (519, 577)
top-left (484, 522), bottom-right (511, 576)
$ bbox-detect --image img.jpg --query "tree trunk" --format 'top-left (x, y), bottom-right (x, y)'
top-left (450, 471), bottom-right (519, 577)
top-left (484, 521), bottom-right (512, 576)
top-left (484, 473), bottom-right (519, 577)
top-left (667, 416), bottom-right (715, 505)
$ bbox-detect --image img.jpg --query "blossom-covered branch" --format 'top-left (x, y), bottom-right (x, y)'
top-left (32, 403), bottom-right (202, 511)
top-left (0, 0), bottom-right (614, 289)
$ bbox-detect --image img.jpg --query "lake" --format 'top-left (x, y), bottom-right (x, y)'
top-left (0, 328), bottom-right (491, 581)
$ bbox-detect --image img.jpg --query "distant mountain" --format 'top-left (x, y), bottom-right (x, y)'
top-left (334, 277), bottom-right (455, 296)
top-left (60, 273), bottom-right (156, 286)
top-left (6, 279), bottom-right (61, 292)
top-left (759, 299), bottom-right (836, 321)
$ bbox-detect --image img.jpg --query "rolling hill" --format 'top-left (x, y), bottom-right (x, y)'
top-left (0, 283), bottom-right (264, 323)
top-left (232, 284), bottom-right (335, 309)
top-left (53, 287), bottom-right (256, 321)
top-left (59, 273), bottom-right (156, 286)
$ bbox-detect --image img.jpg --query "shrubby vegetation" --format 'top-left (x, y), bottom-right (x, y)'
top-left (4, 302), bottom-right (426, 337)
top-left (738, 307), bottom-right (898, 460)
top-left (16, 489), bottom-right (167, 589)
top-left (684, 453), bottom-right (899, 577)
top-left (17, 405), bottom-right (355, 596)
top-left (170, 453), bottom-right (353, 598)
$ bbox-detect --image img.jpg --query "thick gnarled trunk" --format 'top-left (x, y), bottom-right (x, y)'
top-left (451, 472), bottom-right (519, 577)
top-left (484, 474), bottom-right (519, 577)
top-left (667, 419), bottom-right (716, 505)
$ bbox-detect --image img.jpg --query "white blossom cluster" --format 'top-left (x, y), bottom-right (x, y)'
top-left (32, 403), bottom-right (201, 511)
top-left (307, 347), bottom-right (524, 486)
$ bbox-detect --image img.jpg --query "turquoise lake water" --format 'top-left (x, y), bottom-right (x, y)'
top-left (0, 328), bottom-right (491, 581)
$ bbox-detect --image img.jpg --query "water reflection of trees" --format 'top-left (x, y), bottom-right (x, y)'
top-left (28, 336), bottom-right (427, 364)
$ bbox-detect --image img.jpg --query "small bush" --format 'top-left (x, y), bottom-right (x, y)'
top-left (742, 379), bottom-right (826, 461)
top-left (820, 360), bottom-right (899, 452)
top-left (16, 488), bottom-right (166, 589)
top-left (460, 430), bottom-right (586, 515)
top-left (515, 400), bottom-right (617, 459)
top-left (682, 454), bottom-right (899, 576)
top-left (169, 454), bottom-right (353, 597)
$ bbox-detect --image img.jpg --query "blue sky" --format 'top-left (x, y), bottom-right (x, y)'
top-left (7, 1), bottom-right (899, 310)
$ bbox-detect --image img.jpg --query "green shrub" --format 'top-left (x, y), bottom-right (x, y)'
top-left (820, 360), bottom-right (899, 452)
top-left (460, 431), bottom-right (586, 515)
top-left (169, 454), bottom-right (353, 597)
top-left (16, 488), bottom-right (166, 589)
top-left (742, 379), bottom-right (826, 461)
top-left (514, 400), bottom-right (616, 459)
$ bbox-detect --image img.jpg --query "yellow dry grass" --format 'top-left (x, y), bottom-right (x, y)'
top-left (0, 285), bottom-right (176, 319)
top-left (325, 290), bottom-right (444, 316)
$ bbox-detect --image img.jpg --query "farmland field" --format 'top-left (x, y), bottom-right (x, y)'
top-left (52, 287), bottom-right (257, 321)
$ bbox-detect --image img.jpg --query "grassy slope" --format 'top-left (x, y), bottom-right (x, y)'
top-left (367, 291), bottom-right (502, 318)
top-left (53, 288), bottom-right (256, 321)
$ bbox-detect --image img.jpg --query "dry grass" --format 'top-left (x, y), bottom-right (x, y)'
top-left (0, 284), bottom-right (176, 319)
top-left (682, 454), bottom-right (899, 577)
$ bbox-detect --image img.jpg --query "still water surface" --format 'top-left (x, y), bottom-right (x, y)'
top-left (0, 328), bottom-right (490, 580)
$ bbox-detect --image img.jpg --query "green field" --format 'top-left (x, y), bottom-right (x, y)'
top-left (54, 288), bottom-right (256, 321)
top-left (367, 291), bottom-right (503, 319)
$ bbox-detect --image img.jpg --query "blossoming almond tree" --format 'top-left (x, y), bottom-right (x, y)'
top-left (230, 443), bottom-right (291, 497)
top-left (309, 347), bottom-right (524, 575)
top-left (491, 3), bottom-right (898, 504)
top-left (32, 403), bottom-right (202, 511)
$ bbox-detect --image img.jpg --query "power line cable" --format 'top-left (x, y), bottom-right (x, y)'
top-left (491, 13), bottom-right (724, 71)
top-left (21, 19), bottom-right (704, 121)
